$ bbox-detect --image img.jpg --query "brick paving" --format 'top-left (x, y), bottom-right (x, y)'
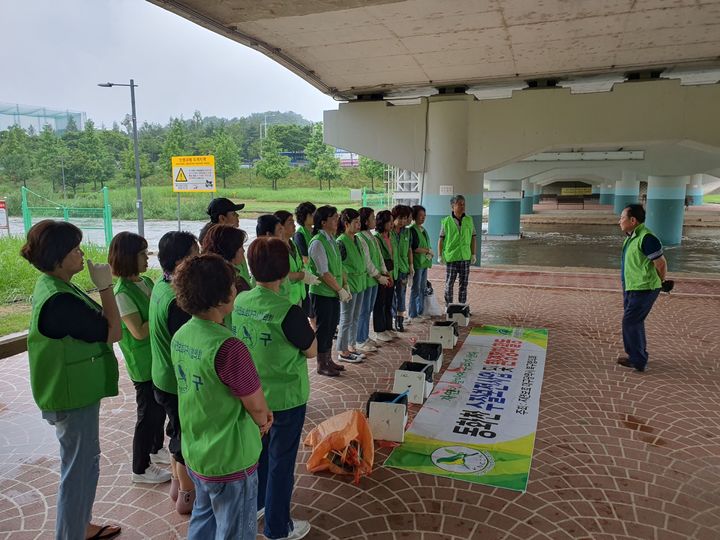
top-left (1, 267), bottom-right (720, 540)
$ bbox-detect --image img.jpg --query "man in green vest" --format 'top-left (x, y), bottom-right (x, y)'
top-left (438, 195), bottom-right (477, 306)
top-left (617, 204), bottom-right (668, 372)
top-left (198, 197), bottom-right (245, 244)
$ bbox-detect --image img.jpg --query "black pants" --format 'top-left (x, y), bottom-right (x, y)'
top-left (622, 289), bottom-right (660, 370)
top-left (373, 284), bottom-right (394, 333)
top-left (301, 289), bottom-right (315, 318)
top-left (132, 381), bottom-right (167, 474)
top-left (153, 387), bottom-right (184, 465)
top-left (311, 293), bottom-right (340, 353)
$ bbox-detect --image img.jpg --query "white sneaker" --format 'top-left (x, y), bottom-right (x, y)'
top-left (371, 332), bottom-right (392, 342)
top-left (133, 464), bottom-right (172, 484)
top-left (339, 352), bottom-right (363, 363)
top-left (368, 338), bottom-right (379, 346)
top-left (269, 519), bottom-right (311, 540)
top-left (404, 318), bottom-right (413, 326)
top-left (257, 507), bottom-right (265, 521)
top-left (150, 448), bottom-right (171, 465)
top-left (355, 341), bottom-right (377, 353)
top-left (386, 330), bottom-right (399, 339)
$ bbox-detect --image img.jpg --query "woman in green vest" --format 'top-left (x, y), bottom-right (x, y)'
top-left (293, 201), bottom-right (317, 320)
top-left (355, 207), bottom-right (391, 349)
top-left (149, 230), bottom-right (199, 514)
top-left (335, 208), bottom-right (368, 363)
top-left (373, 210), bottom-right (398, 341)
top-left (201, 224), bottom-right (254, 309)
top-left (390, 205), bottom-right (414, 332)
top-left (308, 205), bottom-right (350, 377)
top-left (22, 220), bottom-right (123, 540)
top-left (171, 254), bottom-right (272, 540)
top-left (274, 210), bottom-right (320, 306)
top-left (408, 205), bottom-right (434, 321)
top-left (108, 232), bottom-right (171, 485)
top-left (232, 237), bottom-right (317, 540)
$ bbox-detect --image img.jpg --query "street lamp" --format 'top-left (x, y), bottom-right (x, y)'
top-left (98, 79), bottom-right (145, 237)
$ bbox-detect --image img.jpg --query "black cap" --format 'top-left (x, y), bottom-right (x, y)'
top-left (207, 198), bottom-right (245, 220)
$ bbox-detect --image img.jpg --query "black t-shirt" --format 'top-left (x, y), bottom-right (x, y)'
top-left (281, 304), bottom-right (315, 351)
top-left (293, 231), bottom-right (309, 257)
top-left (167, 299), bottom-right (192, 336)
top-left (38, 293), bottom-right (109, 343)
top-left (409, 227), bottom-right (420, 250)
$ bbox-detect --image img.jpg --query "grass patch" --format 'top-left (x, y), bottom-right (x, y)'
top-left (704, 195), bottom-right (720, 204)
top-left (0, 306), bottom-right (31, 336)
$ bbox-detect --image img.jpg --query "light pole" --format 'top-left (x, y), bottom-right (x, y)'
top-left (98, 79), bottom-right (144, 237)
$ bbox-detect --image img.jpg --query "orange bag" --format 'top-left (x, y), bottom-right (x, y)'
top-left (303, 410), bottom-right (374, 484)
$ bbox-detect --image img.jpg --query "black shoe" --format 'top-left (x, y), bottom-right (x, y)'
top-left (395, 316), bottom-right (405, 332)
top-left (617, 358), bottom-right (645, 372)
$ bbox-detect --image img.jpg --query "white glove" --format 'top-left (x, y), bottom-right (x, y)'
top-left (427, 250), bottom-right (435, 258)
top-left (438, 256), bottom-right (445, 265)
top-left (471, 254), bottom-right (477, 265)
top-left (376, 275), bottom-right (389, 286)
top-left (302, 270), bottom-right (320, 285)
top-left (338, 288), bottom-right (352, 303)
top-left (87, 259), bottom-right (113, 290)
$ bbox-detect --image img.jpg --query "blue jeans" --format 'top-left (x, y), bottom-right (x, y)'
top-left (42, 402), bottom-right (101, 540)
top-left (392, 272), bottom-right (409, 317)
top-left (409, 267), bottom-right (428, 318)
top-left (337, 289), bottom-right (364, 351)
top-left (622, 289), bottom-right (660, 370)
top-left (257, 404), bottom-right (307, 539)
top-left (187, 467), bottom-right (258, 540)
top-left (357, 285), bottom-right (378, 343)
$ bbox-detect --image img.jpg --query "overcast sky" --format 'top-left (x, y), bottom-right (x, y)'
top-left (0, 0), bottom-right (339, 127)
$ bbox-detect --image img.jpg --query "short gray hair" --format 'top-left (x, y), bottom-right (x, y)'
top-left (450, 194), bottom-right (465, 205)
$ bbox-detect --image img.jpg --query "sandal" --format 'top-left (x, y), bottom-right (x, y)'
top-left (86, 524), bottom-right (122, 540)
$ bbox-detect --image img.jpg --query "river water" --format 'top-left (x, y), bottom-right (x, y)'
top-left (8, 217), bottom-right (720, 274)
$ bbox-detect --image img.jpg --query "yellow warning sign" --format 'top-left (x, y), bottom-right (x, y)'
top-left (171, 155), bottom-right (216, 193)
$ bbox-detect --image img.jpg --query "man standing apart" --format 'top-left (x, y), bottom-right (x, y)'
top-left (617, 204), bottom-right (668, 373)
top-left (198, 197), bottom-right (245, 244)
top-left (438, 195), bottom-right (477, 306)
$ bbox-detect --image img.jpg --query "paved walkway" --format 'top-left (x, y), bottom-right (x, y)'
top-left (2, 267), bottom-right (720, 540)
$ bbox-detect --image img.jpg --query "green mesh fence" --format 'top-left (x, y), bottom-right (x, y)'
top-left (21, 186), bottom-right (113, 245)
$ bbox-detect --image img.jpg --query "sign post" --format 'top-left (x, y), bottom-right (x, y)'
top-left (0, 199), bottom-right (8, 236)
top-left (172, 155), bottom-right (216, 231)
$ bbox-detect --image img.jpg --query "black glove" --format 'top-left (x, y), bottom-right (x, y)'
top-left (661, 280), bottom-right (674, 293)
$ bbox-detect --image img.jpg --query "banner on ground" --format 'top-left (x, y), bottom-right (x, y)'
top-left (385, 325), bottom-right (548, 492)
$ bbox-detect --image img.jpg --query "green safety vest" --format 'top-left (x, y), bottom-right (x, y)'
top-left (27, 274), bottom-right (118, 411)
top-left (279, 240), bottom-right (306, 305)
top-left (358, 231), bottom-right (383, 289)
top-left (297, 225), bottom-right (312, 254)
top-left (171, 317), bottom-right (261, 476)
top-left (441, 214), bottom-right (475, 263)
top-left (622, 223), bottom-right (662, 291)
top-left (308, 232), bottom-right (343, 298)
top-left (410, 223), bottom-right (432, 270)
top-left (337, 233), bottom-right (366, 293)
top-left (114, 276), bottom-right (154, 382)
top-left (149, 279), bottom-right (180, 394)
top-left (232, 286), bottom-right (310, 411)
top-left (235, 261), bottom-right (255, 289)
top-left (393, 227), bottom-right (411, 274)
top-left (374, 231), bottom-right (399, 280)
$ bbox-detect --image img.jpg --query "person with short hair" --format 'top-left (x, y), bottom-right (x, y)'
top-left (22, 220), bottom-right (123, 540)
top-left (390, 205), bottom-right (414, 331)
top-left (408, 205), bottom-right (433, 321)
top-left (438, 195), bottom-right (477, 306)
top-left (172, 254), bottom-right (272, 540)
top-left (373, 210), bottom-right (398, 341)
top-left (293, 202), bottom-right (317, 320)
top-left (355, 207), bottom-right (391, 349)
top-left (149, 230), bottom-right (199, 514)
top-left (617, 204), bottom-right (668, 373)
top-left (308, 205), bottom-right (348, 376)
top-left (198, 197), bottom-right (245, 244)
top-left (336, 208), bottom-right (368, 363)
top-left (233, 237), bottom-right (316, 540)
top-left (109, 232), bottom-right (171, 485)
top-left (274, 210), bottom-right (320, 307)
top-left (201, 224), bottom-right (254, 293)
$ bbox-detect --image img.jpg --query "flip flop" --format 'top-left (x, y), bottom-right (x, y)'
top-left (86, 524), bottom-right (122, 540)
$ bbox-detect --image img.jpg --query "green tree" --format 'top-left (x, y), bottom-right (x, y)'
top-left (161, 119), bottom-right (188, 177)
top-left (79, 120), bottom-right (114, 189)
top-left (122, 147), bottom-right (153, 181)
top-left (0, 125), bottom-right (33, 186)
top-left (303, 123), bottom-right (325, 174)
top-left (268, 124), bottom-right (312, 152)
top-left (315, 152), bottom-right (342, 191)
top-left (213, 130), bottom-right (240, 188)
top-left (255, 136), bottom-right (291, 190)
top-left (359, 156), bottom-right (386, 191)
top-left (34, 125), bottom-right (63, 192)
